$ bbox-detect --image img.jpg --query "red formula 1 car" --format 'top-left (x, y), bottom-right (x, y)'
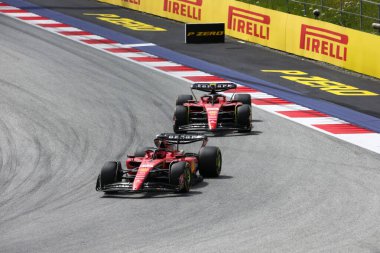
top-left (173, 82), bottom-right (252, 133)
top-left (95, 133), bottom-right (222, 194)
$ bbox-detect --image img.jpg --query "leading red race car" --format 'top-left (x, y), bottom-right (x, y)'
top-left (173, 82), bottom-right (252, 133)
top-left (95, 133), bottom-right (222, 194)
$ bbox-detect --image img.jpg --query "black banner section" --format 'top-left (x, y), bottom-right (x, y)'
top-left (185, 23), bottom-right (225, 44)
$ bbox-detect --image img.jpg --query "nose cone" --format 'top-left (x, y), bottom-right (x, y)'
top-left (132, 179), bottom-right (143, 191)
top-left (209, 119), bottom-right (217, 130)
top-left (132, 166), bottom-right (151, 191)
top-left (206, 107), bottom-right (219, 130)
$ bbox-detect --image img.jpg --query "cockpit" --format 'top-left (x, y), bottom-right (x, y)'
top-left (201, 94), bottom-right (226, 104)
top-left (152, 138), bottom-right (174, 159)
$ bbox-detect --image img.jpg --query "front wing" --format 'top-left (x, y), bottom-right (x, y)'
top-left (177, 122), bottom-right (251, 132)
top-left (97, 182), bottom-right (180, 193)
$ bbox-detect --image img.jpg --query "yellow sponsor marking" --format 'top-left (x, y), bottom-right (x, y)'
top-left (190, 161), bottom-right (196, 173)
top-left (84, 13), bottom-right (166, 31)
top-left (138, 167), bottom-right (150, 172)
top-left (262, 70), bottom-right (378, 96)
top-left (187, 31), bottom-right (224, 36)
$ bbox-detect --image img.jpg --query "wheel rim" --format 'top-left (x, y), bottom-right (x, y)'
top-left (184, 168), bottom-right (191, 189)
top-left (216, 151), bottom-right (222, 175)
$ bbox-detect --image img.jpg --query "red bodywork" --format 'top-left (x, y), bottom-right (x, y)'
top-left (184, 95), bottom-right (242, 131)
top-left (96, 133), bottom-right (209, 193)
top-left (126, 149), bottom-right (197, 191)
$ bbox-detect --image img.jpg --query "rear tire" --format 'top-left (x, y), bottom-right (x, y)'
top-left (173, 105), bottom-right (188, 133)
top-left (198, 146), bottom-right (222, 178)
top-left (134, 146), bottom-right (154, 158)
top-left (170, 162), bottom-right (191, 193)
top-left (176, 95), bottom-right (193, 106)
top-left (237, 104), bottom-right (252, 132)
top-left (234, 94), bottom-right (251, 106)
top-left (99, 161), bottom-right (123, 192)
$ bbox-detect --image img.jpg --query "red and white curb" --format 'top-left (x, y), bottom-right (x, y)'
top-left (1, 2), bottom-right (380, 154)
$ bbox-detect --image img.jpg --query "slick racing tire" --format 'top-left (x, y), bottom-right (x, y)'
top-left (134, 146), bottom-right (154, 158)
top-left (176, 94), bottom-right (193, 106)
top-left (170, 162), bottom-right (191, 193)
top-left (173, 105), bottom-right (188, 133)
top-left (237, 104), bottom-right (252, 133)
top-left (99, 161), bottom-right (123, 192)
top-left (198, 146), bottom-right (222, 178)
top-left (234, 94), bottom-right (251, 106)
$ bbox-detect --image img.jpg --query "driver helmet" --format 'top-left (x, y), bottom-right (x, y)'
top-left (154, 138), bottom-right (172, 150)
top-left (210, 94), bottom-right (220, 103)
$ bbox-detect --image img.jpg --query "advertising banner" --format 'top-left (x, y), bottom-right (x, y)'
top-left (225, 2), bottom-right (287, 50)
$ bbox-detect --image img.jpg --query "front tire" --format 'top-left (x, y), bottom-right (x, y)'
top-left (170, 162), bottom-right (191, 193)
top-left (134, 146), bottom-right (154, 158)
top-left (173, 105), bottom-right (188, 133)
top-left (98, 161), bottom-right (123, 192)
top-left (198, 146), bottom-right (222, 178)
top-left (234, 94), bottom-right (251, 106)
top-left (176, 94), bottom-right (193, 106)
top-left (237, 104), bottom-right (252, 132)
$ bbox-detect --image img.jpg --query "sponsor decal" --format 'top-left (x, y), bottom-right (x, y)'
top-left (138, 167), bottom-right (151, 172)
top-left (113, 183), bottom-right (130, 188)
top-left (83, 13), bottom-right (166, 31)
top-left (165, 134), bottom-right (203, 140)
top-left (191, 82), bottom-right (235, 90)
top-left (191, 161), bottom-right (196, 173)
top-left (300, 24), bottom-right (348, 61)
top-left (139, 162), bottom-right (154, 167)
top-left (123, 0), bottom-right (140, 4)
top-left (262, 70), bottom-right (378, 96)
top-left (227, 6), bottom-right (270, 40)
top-left (163, 0), bottom-right (202, 20)
top-left (186, 31), bottom-right (224, 36)
top-left (186, 23), bottom-right (224, 43)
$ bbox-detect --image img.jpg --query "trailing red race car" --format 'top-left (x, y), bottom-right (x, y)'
top-left (96, 133), bottom-right (222, 194)
top-left (173, 82), bottom-right (252, 133)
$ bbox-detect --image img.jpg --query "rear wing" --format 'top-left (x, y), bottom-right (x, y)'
top-left (191, 82), bottom-right (237, 93)
top-left (155, 133), bottom-right (208, 147)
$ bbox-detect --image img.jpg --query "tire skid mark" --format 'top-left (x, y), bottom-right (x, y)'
top-left (0, 119), bottom-right (18, 205)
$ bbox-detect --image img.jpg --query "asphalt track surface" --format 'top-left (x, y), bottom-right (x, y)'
top-left (1, 13), bottom-right (380, 253)
top-left (21, 0), bottom-right (380, 119)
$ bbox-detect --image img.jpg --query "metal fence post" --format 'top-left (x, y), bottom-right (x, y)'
top-left (378, 3), bottom-right (380, 34)
top-left (360, 0), bottom-right (363, 30)
top-left (286, 0), bottom-right (289, 13)
top-left (303, 3), bottom-right (307, 16)
top-left (340, 0), bottom-right (343, 25)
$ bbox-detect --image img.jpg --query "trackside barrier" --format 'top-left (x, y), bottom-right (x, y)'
top-left (99, 0), bottom-right (380, 79)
